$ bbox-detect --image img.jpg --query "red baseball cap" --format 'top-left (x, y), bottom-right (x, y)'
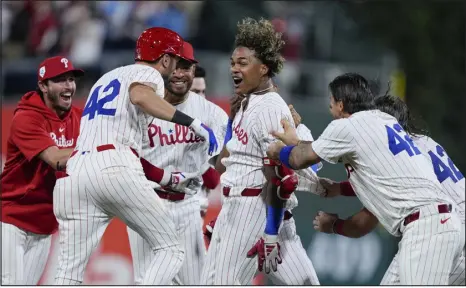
top-left (180, 42), bottom-right (198, 64)
top-left (37, 56), bottom-right (84, 81)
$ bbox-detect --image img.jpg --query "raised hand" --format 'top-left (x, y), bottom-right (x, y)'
top-left (189, 119), bottom-right (219, 155)
top-left (313, 211), bottom-right (339, 234)
top-left (164, 171), bottom-right (201, 194)
top-left (289, 105), bottom-right (301, 127)
top-left (271, 119), bottom-right (300, 146)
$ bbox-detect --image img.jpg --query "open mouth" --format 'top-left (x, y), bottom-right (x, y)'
top-left (171, 80), bottom-right (187, 89)
top-left (232, 76), bottom-right (243, 88)
top-left (60, 92), bottom-right (72, 103)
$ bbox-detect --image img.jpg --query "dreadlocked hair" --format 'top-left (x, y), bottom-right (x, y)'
top-left (234, 17), bottom-right (285, 78)
top-left (375, 87), bottom-right (430, 137)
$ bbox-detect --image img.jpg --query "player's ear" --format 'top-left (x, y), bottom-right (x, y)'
top-left (161, 54), bottom-right (171, 68)
top-left (260, 64), bottom-right (269, 77)
top-left (337, 100), bottom-right (344, 113)
top-left (37, 80), bottom-right (47, 93)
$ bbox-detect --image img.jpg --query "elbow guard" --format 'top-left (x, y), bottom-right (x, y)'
top-left (263, 158), bottom-right (299, 200)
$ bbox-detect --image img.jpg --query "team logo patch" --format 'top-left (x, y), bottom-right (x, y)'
top-left (39, 66), bottom-right (46, 78)
top-left (61, 58), bottom-right (69, 68)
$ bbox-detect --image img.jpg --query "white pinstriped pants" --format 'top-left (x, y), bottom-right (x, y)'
top-left (1, 222), bottom-right (52, 285)
top-left (381, 203), bottom-right (464, 285)
top-left (200, 195), bottom-right (319, 285)
top-left (128, 196), bottom-right (205, 285)
top-left (53, 150), bottom-right (184, 285)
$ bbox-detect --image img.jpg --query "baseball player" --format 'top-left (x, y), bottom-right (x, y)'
top-left (200, 17), bottom-right (323, 285)
top-left (127, 42), bottom-right (228, 285)
top-left (191, 65), bottom-right (206, 98)
top-left (52, 27), bottom-right (219, 285)
top-left (313, 94), bottom-right (465, 285)
top-left (1, 56), bottom-right (83, 284)
top-left (189, 64), bottom-right (213, 215)
top-left (267, 73), bottom-right (464, 285)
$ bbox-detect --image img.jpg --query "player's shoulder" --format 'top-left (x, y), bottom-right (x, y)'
top-left (188, 91), bottom-right (228, 120)
top-left (263, 91), bottom-right (287, 106)
top-left (412, 134), bottom-right (438, 150)
top-left (186, 91), bottom-right (209, 109)
top-left (346, 109), bottom-right (397, 128)
top-left (116, 64), bottom-right (162, 80)
top-left (349, 109), bottom-right (387, 120)
top-left (327, 117), bottom-right (350, 129)
top-left (187, 91), bottom-right (205, 102)
top-left (12, 108), bottom-right (44, 123)
top-left (71, 106), bottom-right (83, 118)
top-left (256, 91), bottom-right (289, 113)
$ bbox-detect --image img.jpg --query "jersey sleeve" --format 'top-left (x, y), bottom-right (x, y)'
top-left (253, 104), bottom-right (294, 158)
top-left (296, 124), bottom-right (314, 141)
top-left (129, 66), bottom-right (165, 97)
top-left (10, 111), bottom-right (57, 161)
top-left (311, 119), bottom-right (355, 164)
top-left (210, 105), bottom-right (229, 153)
top-left (294, 169), bottom-right (326, 195)
top-left (296, 124), bottom-right (323, 172)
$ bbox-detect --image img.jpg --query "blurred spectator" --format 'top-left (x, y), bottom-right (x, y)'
top-left (193, 0), bottom-right (269, 52)
top-left (132, 2), bottom-right (188, 38)
top-left (27, 0), bottom-right (59, 56)
top-left (97, 1), bottom-right (135, 40)
top-left (192, 65), bottom-right (207, 97)
top-left (2, 2), bottom-right (13, 44)
top-left (60, 2), bottom-right (106, 66)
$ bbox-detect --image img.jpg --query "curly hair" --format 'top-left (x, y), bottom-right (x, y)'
top-left (234, 17), bottom-right (285, 77)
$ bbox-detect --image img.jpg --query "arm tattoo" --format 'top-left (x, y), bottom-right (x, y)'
top-left (289, 141), bottom-right (317, 169)
top-left (297, 140), bottom-right (313, 145)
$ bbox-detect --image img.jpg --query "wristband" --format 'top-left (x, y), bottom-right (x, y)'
top-left (202, 167), bottom-right (220, 189)
top-left (264, 205), bottom-right (285, 235)
top-left (172, 110), bottom-right (194, 127)
top-left (340, 181), bottom-right (356, 196)
top-left (279, 145), bottom-right (295, 169)
top-left (224, 119), bottom-right (233, 145)
top-left (332, 219), bottom-right (345, 235)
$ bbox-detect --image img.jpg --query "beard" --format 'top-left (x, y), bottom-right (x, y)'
top-left (166, 84), bottom-right (188, 98)
top-left (165, 77), bottom-right (193, 98)
top-left (48, 91), bottom-right (72, 112)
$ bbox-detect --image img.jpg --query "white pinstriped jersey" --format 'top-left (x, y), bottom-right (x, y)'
top-left (414, 135), bottom-right (465, 222)
top-left (70, 64), bottom-right (164, 171)
top-left (294, 124), bottom-right (324, 193)
top-left (221, 92), bottom-right (323, 209)
top-left (312, 110), bottom-right (450, 236)
top-left (142, 91), bottom-right (228, 188)
top-left (296, 124), bottom-right (324, 173)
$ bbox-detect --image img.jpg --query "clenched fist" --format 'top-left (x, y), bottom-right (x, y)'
top-left (319, 178), bottom-right (341, 198)
top-left (313, 211), bottom-right (338, 234)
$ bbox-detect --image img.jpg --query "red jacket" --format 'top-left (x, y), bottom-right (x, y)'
top-left (1, 91), bottom-right (81, 235)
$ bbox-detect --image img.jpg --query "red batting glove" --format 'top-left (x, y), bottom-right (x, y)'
top-left (247, 234), bottom-right (282, 274)
top-left (273, 165), bottom-right (298, 200)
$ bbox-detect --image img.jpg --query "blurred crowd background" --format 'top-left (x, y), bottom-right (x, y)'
top-left (1, 0), bottom-right (465, 285)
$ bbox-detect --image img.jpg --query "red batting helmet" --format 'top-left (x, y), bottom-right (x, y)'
top-left (135, 27), bottom-right (184, 62)
top-left (181, 42), bottom-right (198, 64)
